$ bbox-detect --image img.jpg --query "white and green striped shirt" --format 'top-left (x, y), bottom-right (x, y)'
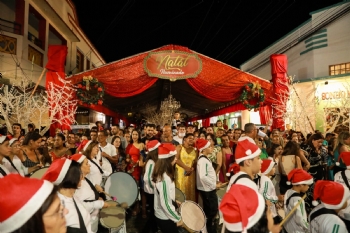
top-left (143, 160), bottom-right (155, 194)
top-left (154, 173), bottom-right (181, 223)
top-left (309, 203), bottom-right (348, 233)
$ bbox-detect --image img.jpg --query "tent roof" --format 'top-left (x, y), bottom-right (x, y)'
top-left (68, 45), bottom-right (273, 119)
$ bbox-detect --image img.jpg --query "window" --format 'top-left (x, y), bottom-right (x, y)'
top-left (48, 25), bottom-right (66, 45)
top-left (329, 62), bottom-right (350, 76)
top-left (86, 59), bottom-right (90, 70)
top-left (28, 5), bottom-right (46, 49)
top-left (76, 49), bottom-right (84, 73)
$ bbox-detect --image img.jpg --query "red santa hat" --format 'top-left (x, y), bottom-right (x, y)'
top-left (261, 158), bottom-right (275, 175)
top-left (336, 152), bottom-right (350, 168)
top-left (70, 153), bottom-right (86, 164)
top-left (0, 174), bottom-right (53, 233)
top-left (286, 168), bottom-right (313, 185)
top-left (196, 139), bottom-right (211, 152)
top-left (146, 140), bottom-right (161, 152)
top-left (235, 139), bottom-right (261, 164)
top-left (220, 184), bottom-right (265, 232)
top-left (312, 180), bottom-right (350, 209)
top-left (226, 163), bottom-right (240, 177)
top-left (158, 144), bottom-right (176, 159)
top-left (42, 158), bottom-right (72, 185)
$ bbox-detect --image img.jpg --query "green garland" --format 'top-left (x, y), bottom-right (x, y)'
top-left (76, 76), bottom-right (104, 105)
top-left (239, 82), bottom-right (265, 110)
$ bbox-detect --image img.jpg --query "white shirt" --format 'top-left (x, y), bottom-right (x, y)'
top-left (309, 203), bottom-right (348, 233)
top-left (86, 158), bottom-right (105, 186)
top-left (196, 155), bottom-right (216, 191)
top-left (75, 179), bottom-right (104, 213)
top-left (334, 170), bottom-right (350, 220)
top-left (173, 136), bottom-right (183, 145)
top-left (257, 175), bottom-right (278, 217)
top-left (154, 173), bottom-right (181, 223)
top-left (96, 142), bottom-right (116, 174)
top-left (0, 164), bottom-right (10, 178)
top-left (284, 189), bottom-right (309, 233)
top-left (227, 171), bottom-right (257, 192)
top-left (143, 159), bottom-right (155, 194)
top-left (57, 192), bottom-right (92, 233)
top-left (2, 156), bottom-right (28, 176)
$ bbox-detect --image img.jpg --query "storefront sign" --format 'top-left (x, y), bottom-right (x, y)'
top-left (321, 90), bottom-right (350, 100)
top-left (143, 50), bottom-right (202, 80)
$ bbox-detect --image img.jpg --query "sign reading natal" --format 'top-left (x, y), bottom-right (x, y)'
top-left (143, 50), bottom-right (202, 80)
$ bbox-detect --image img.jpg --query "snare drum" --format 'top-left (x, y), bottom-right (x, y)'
top-left (179, 201), bottom-right (206, 232)
top-left (105, 200), bottom-right (118, 207)
top-left (29, 167), bottom-right (49, 179)
top-left (104, 172), bottom-right (139, 207)
top-left (100, 206), bottom-right (125, 232)
top-left (175, 187), bottom-right (186, 203)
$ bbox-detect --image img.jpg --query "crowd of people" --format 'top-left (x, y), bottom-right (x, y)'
top-left (1, 115), bottom-right (350, 233)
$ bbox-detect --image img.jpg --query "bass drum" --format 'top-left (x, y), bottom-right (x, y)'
top-left (104, 172), bottom-right (139, 208)
top-left (29, 167), bottom-right (49, 179)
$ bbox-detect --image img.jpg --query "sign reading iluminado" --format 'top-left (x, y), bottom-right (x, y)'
top-left (143, 50), bottom-right (202, 80)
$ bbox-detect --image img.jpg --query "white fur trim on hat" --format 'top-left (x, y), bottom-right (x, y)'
top-left (324, 188), bottom-right (350, 210)
top-left (9, 138), bottom-right (18, 146)
top-left (199, 141), bottom-right (211, 152)
top-left (290, 178), bottom-right (313, 186)
top-left (54, 159), bottom-right (72, 185)
top-left (0, 135), bottom-right (7, 144)
top-left (261, 161), bottom-right (275, 175)
top-left (83, 140), bottom-right (92, 151)
top-left (235, 148), bottom-right (261, 164)
top-left (0, 180), bottom-right (53, 232)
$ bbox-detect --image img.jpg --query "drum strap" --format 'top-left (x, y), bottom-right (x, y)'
top-left (309, 207), bottom-right (339, 233)
top-left (88, 158), bottom-right (104, 174)
top-left (4, 156), bottom-right (19, 174)
top-left (84, 178), bottom-right (99, 200)
top-left (285, 192), bottom-right (301, 207)
top-left (341, 171), bottom-right (350, 190)
top-left (0, 166), bottom-right (7, 177)
top-left (72, 198), bottom-right (88, 233)
top-left (232, 173), bottom-right (252, 185)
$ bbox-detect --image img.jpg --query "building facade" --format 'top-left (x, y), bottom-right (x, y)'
top-left (240, 1), bottom-right (350, 133)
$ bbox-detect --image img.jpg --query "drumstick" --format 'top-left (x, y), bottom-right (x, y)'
top-left (102, 191), bottom-right (117, 201)
top-left (279, 194), bottom-right (307, 227)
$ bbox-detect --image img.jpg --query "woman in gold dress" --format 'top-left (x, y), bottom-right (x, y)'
top-left (175, 133), bottom-right (198, 202)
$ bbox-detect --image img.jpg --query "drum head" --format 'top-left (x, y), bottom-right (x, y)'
top-left (104, 172), bottom-right (139, 207)
top-left (105, 200), bottom-right (118, 207)
top-left (30, 167), bottom-right (49, 179)
top-left (100, 206), bottom-right (125, 229)
top-left (180, 201), bottom-right (206, 232)
top-left (175, 187), bottom-right (186, 203)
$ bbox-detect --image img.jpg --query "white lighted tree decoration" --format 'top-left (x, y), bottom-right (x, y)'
top-left (142, 104), bottom-right (172, 127)
top-left (0, 74), bottom-right (77, 135)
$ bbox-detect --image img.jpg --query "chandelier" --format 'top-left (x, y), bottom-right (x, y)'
top-left (160, 94), bottom-right (181, 111)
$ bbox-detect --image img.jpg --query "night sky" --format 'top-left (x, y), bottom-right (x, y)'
top-left (71, 0), bottom-right (342, 67)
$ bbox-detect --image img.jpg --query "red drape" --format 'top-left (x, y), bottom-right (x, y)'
top-left (68, 45), bottom-right (273, 123)
top-left (45, 45), bottom-right (72, 136)
top-left (259, 105), bottom-right (272, 125)
top-left (270, 54), bottom-right (288, 131)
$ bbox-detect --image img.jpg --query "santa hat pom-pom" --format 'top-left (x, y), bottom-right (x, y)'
top-left (312, 200), bottom-right (319, 206)
top-left (286, 181), bottom-right (291, 185)
top-left (336, 162), bottom-right (340, 166)
top-left (226, 172), bottom-right (231, 177)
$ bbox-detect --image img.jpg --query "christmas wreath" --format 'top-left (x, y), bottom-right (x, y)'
top-left (239, 82), bottom-right (265, 110)
top-left (76, 76), bottom-right (104, 105)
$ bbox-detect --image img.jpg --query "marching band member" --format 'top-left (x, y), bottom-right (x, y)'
top-left (142, 140), bottom-right (161, 233)
top-left (152, 144), bottom-right (183, 233)
top-left (220, 183), bottom-right (281, 233)
top-left (333, 152), bottom-right (350, 229)
top-left (0, 135), bottom-right (11, 177)
top-left (258, 159), bottom-right (279, 224)
top-left (0, 174), bottom-right (67, 233)
top-left (227, 139), bottom-right (262, 192)
top-left (2, 138), bottom-right (34, 176)
top-left (42, 158), bottom-right (93, 233)
top-left (284, 169), bottom-right (313, 233)
top-left (83, 141), bottom-right (108, 190)
top-left (70, 154), bottom-right (109, 233)
top-left (196, 138), bottom-right (219, 233)
top-left (309, 180), bottom-right (349, 233)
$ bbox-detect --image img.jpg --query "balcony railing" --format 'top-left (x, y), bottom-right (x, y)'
top-left (28, 31), bottom-right (42, 48)
top-left (0, 18), bottom-right (21, 35)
